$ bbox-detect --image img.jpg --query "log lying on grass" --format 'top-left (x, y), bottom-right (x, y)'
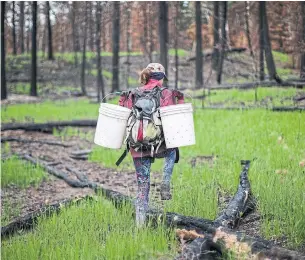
top-left (272, 106), bottom-right (305, 112)
top-left (3, 156), bottom-right (304, 259)
top-left (214, 160), bottom-right (255, 228)
top-left (187, 48), bottom-right (247, 61)
top-left (1, 120), bottom-right (97, 132)
top-left (1, 137), bottom-right (71, 147)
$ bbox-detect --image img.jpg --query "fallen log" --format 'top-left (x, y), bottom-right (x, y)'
top-left (20, 154), bottom-right (90, 188)
top-left (272, 106), bottom-right (305, 111)
top-left (1, 195), bottom-right (94, 238)
top-left (175, 228), bottom-right (305, 260)
top-left (214, 160), bottom-right (255, 228)
top-left (1, 120), bottom-right (97, 132)
top-left (294, 95), bottom-right (305, 102)
top-left (1, 137), bottom-right (71, 147)
top-left (3, 156), bottom-right (304, 259)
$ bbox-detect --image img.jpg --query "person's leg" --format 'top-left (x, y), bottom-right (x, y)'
top-left (133, 157), bottom-right (152, 226)
top-left (161, 148), bottom-right (176, 200)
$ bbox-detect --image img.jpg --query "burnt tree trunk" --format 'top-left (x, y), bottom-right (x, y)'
top-left (112, 2), bottom-right (120, 92)
top-left (245, 1), bottom-right (257, 78)
top-left (174, 2), bottom-right (179, 90)
top-left (1, 1), bottom-right (7, 100)
top-left (80, 2), bottom-right (88, 96)
top-left (30, 1), bottom-right (37, 97)
top-left (96, 1), bottom-right (105, 103)
top-left (71, 2), bottom-right (78, 67)
top-left (126, 4), bottom-right (131, 89)
top-left (216, 1), bottom-right (227, 84)
top-left (195, 1), bottom-right (203, 89)
top-left (88, 1), bottom-right (94, 51)
top-left (12, 2), bottom-right (17, 55)
top-left (46, 1), bottom-right (53, 60)
top-left (159, 1), bottom-right (168, 77)
top-left (301, 1), bottom-right (305, 79)
top-left (19, 1), bottom-right (25, 53)
top-left (212, 1), bottom-right (219, 70)
top-left (260, 1), bottom-right (282, 83)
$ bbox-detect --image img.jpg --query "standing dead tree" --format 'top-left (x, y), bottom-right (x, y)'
top-left (12, 2), bottom-right (17, 55)
top-left (70, 2), bottom-right (78, 67)
top-left (259, 1), bottom-right (265, 81)
top-left (46, 2), bottom-right (53, 60)
top-left (125, 2), bottom-right (131, 90)
top-left (216, 1), bottom-right (227, 84)
top-left (30, 1), bottom-right (37, 97)
top-left (195, 1), bottom-right (203, 89)
top-left (301, 1), bottom-right (305, 79)
top-left (80, 2), bottom-right (88, 96)
top-left (96, 1), bottom-right (105, 103)
top-left (212, 1), bottom-right (219, 70)
top-left (19, 1), bottom-right (25, 54)
top-left (260, 2), bottom-right (282, 83)
top-left (174, 2), bottom-right (179, 90)
top-left (159, 2), bottom-right (168, 77)
top-left (1, 1), bottom-right (7, 100)
top-left (112, 2), bottom-right (120, 92)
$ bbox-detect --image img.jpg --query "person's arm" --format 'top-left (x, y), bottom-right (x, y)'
top-left (173, 90), bottom-right (185, 104)
top-left (118, 91), bottom-right (133, 108)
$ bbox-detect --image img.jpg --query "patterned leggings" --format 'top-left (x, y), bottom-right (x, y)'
top-left (133, 148), bottom-right (176, 224)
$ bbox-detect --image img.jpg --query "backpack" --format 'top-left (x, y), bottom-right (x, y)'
top-left (116, 86), bottom-right (167, 166)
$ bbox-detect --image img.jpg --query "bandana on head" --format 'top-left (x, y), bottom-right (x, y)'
top-left (150, 72), bottom-right (165, 81)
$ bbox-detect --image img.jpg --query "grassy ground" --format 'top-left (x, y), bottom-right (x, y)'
top-left (1, 196), bottom-right (177, 260)
top-left (1, 88), bottom-right (305, 249)
top-left (1, 156), bottom-right (48, 189)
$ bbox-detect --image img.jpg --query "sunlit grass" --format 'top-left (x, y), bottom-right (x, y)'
top-left (1, 196), bottom-right (177, 260)
top-left (1, 156), bottom-right (48, 188)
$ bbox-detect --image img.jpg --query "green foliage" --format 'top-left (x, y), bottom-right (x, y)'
top-left (2, 197), bottom-right (177, 259)
top-left (272, 51), bottom-right (290, 63)
top-left (1, 156), bottom-right (48, 188)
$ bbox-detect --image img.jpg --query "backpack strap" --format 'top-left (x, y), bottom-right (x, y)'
top-left (115, 143), bottom-right (130, 166)
top-left (175, 148), bottom-right (179, 163)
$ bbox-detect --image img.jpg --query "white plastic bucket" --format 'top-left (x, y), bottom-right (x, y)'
top-left (160, 103), bottom-right (196, 148)
top-left (94, 103), bottom-right (131, 149)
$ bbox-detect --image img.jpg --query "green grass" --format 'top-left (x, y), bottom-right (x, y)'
top-left (89, 69), bottom-right (138, 85)
top-left (168, 48), bottom-right (188, 57)
top-left (189, 87), bottom-right (303, 107)
top-left (1, 196), bottom-right (177, 260)
top-left (90, 109), bottom-right (305, 247)
top-left (1, 156), bottom-right (48, 188)
top-left (273, 51), bottom-right (290, 64)
top-left (1, 196), bottom-right (24, 226)
top-left (2, 88), bottom-right (305, 248)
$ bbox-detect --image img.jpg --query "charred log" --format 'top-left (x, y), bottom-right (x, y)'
top-left (1, 137), bottom-right (71, 147)
top-left (1, 120), bottom-right (97, 132)
top-left (214, 160), bottom-right (255, 228)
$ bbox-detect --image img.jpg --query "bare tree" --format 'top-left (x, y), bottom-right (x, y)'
top-left (88, 1), bottom-right (94, 51)
top-left (217, 1), bottom-right (227, 84)
top-left (174, 2), bottom-right (179, 90)
top-left (301, 1), bottom-right (305, 79)
top-left (212, 2), bottom-right (219, 70)
top-left (112, 2), bottom-right (120, 92)
top-left (80, 2), bottom-right (88, 96)
top-left (71, 2), bottom-right (78, 67)
top-left (30, 1), bottom-right (37, 97)
top-left (19, 1), bottom-right (25, 53)
top-left (1, 2), bottom-right (7, 100)
top-left (125, 3), bottom-right (131, 89)
top-left (159, 1), bottom-right (168, 77)
top-left (244, 1), bottom-right (257, 78)
top-left (195, 1), bottom-right (203, 89)
top-left (96, 2), bottom-right (105, 102)
top-left (46, 2), bottom-right (53, 60)
top-left (12, 2), bottom-right (17, 55)
top-left (260, 1), bottom-right (282, 83)
top-left (259, 1), bottom-right (265, 81)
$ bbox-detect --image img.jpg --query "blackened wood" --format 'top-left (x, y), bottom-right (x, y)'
top-left (30, 2), bottom-right (37, 97)
top-left (1, 1), bottom-right (7, 100)
top-left (195, 1), bottom-right (203, 89)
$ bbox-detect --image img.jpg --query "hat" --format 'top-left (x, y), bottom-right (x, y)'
top-left (146, 63), bottom-right (168, 81)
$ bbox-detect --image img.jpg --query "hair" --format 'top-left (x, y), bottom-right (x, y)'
top-left (139, 68), bottom-right (151, 85)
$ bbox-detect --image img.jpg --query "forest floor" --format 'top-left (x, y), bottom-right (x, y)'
top-left (2, 51), bottom-right (305, 258)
